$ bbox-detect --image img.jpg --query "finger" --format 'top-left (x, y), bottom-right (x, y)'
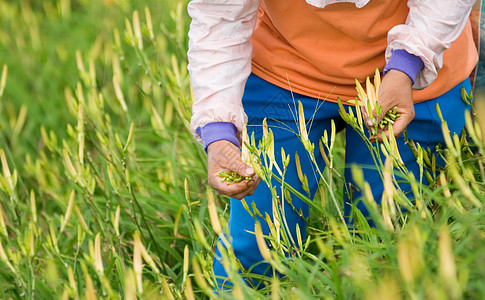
top-left (231, 191), bottom-right (249, 200)
top-left (225, 184), bottom-right (256, 200)
top-left (209, 174), bottom-right (257, 197)
top-left (370, 103), bottom-right (412, 140)
top-left (361, 107), bottom-right (374, 129)
top-left (244, 174), bottom-right (259, 188)
top-left (227, 181), bottom-right (257, 199)
top-left (253, 174), bottom-right (261, 187)
top-left (235, 177), bottom-right (261, 199)
top-left (208, 174), bottom-right (249, 194)
top-left (369, 128), bottom-right (389, 143)
top-left (223, 175), bottom-right (261, 200)
top-left (246, 175), bottom-right (261, 195)
top-left (223, 178), bottom-right (256, 196)
top-left (236, 175), bottom-right (261, 196)
top-left (391, 113), bottom-right (413, 138)
top-left (221, 159), bottom-right (255, 178)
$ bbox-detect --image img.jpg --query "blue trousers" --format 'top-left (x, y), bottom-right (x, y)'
top-left (213, 73), bottom-right (470, 285)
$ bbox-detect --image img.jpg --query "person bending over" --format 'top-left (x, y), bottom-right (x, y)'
top-left (187, 0), bottom-right (478, 288)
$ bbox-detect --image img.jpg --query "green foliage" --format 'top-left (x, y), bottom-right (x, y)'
top-left (0, 0), bottom-right (484, 299)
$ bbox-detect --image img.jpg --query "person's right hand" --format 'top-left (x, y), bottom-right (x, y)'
top-left (207, 140), bottom-right (260, 199)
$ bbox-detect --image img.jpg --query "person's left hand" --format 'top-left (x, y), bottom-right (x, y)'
top-left (362, 69), bottom-right (415, 142)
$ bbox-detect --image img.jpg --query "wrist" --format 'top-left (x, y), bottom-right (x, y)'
top-left (207, 139), bottom-right (234, 154)
top-left (386, 69), bottom-right (412, 86)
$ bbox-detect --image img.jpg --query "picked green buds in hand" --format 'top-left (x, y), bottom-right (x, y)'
top-left (218, 171), bottom-right (252, 185)
top-left (378, 106), bottom-right (401, 130)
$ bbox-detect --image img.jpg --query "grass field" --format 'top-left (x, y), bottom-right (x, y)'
top-left (0, 0), bottom-right (484, 299)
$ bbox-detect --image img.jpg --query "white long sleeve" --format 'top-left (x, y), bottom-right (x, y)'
top-left (187, 0), bottom-right (261, 143)
top-left (386, 0), bottom-right (476, 89)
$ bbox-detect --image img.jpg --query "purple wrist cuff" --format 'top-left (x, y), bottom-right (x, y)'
top-left (384, 49), bottom-right (424, 85)
top-left (197, 122), bottom-right (241, 152)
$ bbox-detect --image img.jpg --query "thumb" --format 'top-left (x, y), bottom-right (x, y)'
top-left (234, 161), bottom-right (255, 177)
top-left (361, 106), bottom-right (374, 129)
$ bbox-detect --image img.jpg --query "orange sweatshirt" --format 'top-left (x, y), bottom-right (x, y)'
top-left (251, 0), bottom-right (478, 103)
top-left (188, 0), bottom-right (478, 145)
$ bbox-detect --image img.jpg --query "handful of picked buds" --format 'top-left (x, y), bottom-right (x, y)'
top-left (378, 106), bottom-right (400, 129)
top-left (218, 171), bottom-right (252, 185)
top-left (348, 68), bottom-right (400, 133)
top-left (218, 125), bottom-right (259, 185)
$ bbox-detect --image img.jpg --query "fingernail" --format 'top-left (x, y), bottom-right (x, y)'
top-left (367, 120), bottom-right (373, 127)
top-left (246, 167), bottom-right (254, 175)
